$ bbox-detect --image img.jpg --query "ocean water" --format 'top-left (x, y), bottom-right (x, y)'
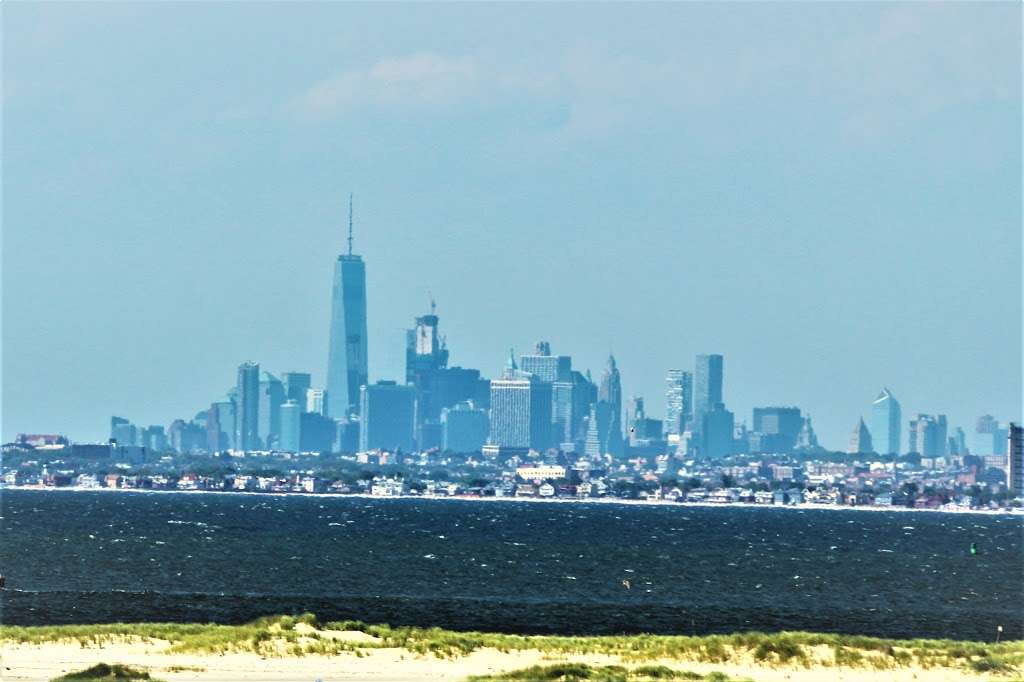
top-left (1, 489), bottom-right (1021, 640)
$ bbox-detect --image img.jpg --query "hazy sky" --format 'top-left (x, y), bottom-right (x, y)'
top-left (4, 2), bottom-right (1021, 448)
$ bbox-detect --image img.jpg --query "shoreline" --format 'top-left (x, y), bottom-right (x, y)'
top-left (4, 484), bottom-right (1020, 516)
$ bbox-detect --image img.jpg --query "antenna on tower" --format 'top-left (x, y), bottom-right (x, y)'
top-left (347, 193), bottom-right (354, 256)
top-left (428, 291), bottom-right (436, 315)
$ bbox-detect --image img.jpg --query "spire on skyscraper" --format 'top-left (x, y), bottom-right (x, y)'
top-left (347, 193), bottom-right (354, 256)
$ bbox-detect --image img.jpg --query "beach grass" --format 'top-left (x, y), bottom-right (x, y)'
top-left (3, 615), bottom-right (1021, 676)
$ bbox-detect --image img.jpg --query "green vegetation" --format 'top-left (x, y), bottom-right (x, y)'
top-left (467, 663), bottom-right (749, 681)
top-left (2, 615), bottom-right (1020, 677)
top-left (50, 663), bottom-right (157, 681)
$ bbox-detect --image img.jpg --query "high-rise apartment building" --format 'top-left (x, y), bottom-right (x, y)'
top-left (693, 354), bottom-right (723, 436)
top-left (664, 370), bottom-right (693, 438)
top-left (870, 388), bottom-right (902, 455)
top-left (326, 197), bottom-right (368, 419)
top-left (235, 362), bottom-right (260, 451)
top-left (359, 381), bottom-right (416, 452)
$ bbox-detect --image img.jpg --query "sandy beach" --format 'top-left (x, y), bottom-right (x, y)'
top-left (1, 623), bottom-right (1012, 682)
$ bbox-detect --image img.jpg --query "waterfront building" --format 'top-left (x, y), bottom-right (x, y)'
top-left (326, 196), bottom-right (368, 419)
top-left (359, 381), bottom-right (416, 452)
top-left (306, 388), bottom-right (328, 416)
top-left (206, 398), bottom-right (236, 452)
top-left (664, 369), bottom-right (693, 438)
top-left (908, 414), bottom-right (947, 457)
top-left (870, 388), bottom-right (902, 455)
top-left (279, 400), bottom-right (301, 452)
top-left (750, 406), bottom-right (803, 453)
top-left (848, 417), bottom-right (874, 454)
top-left (597, 355), bottom-right (623, 457)
top-left (257, 372), bottom-right (285, 449)
top-left (515, 464), bottom-right (567, 481)
top-left (281, 372), bottom-right (312, 408)
top-left (693, 354), bottom-right (723, 436)
top-left (1009, 423), bottom-right (1023, 494)
top-left (488, 351), bottom-right (552, 451)
top-left (702, 403), bottom-right (734, 459)
top-left (235, 361), bottom-right (260, 451)
top-left (441, 401), bottom-right (489, 453)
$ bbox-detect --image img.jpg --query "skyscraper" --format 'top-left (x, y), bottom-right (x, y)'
top-left (693, 354), bottom-right (723, 436)
top-left (664, 370), bottom-right (693, 438)
top-left (306, 388), bottom-right (327, 416)
top-left (206, 397), bottom-right (236, 452)
top-left (597, 355), bottom-right (623, 457)
top-left (279, 400), bottom-right (302, 452)
top-left (359, 381), bottom-right (416, 452)
top-left (702, 403), bottom-right (735, 459)
top-left (848, 417), bottom-right (873, 454)
top-left (326, 196), bottom-right (368, 419)
top-left (281, 372), bottom-right (312, 408)
top-left (870, 388), bottom-right (902, 455)
top-left (751, 406), bottom-right (803, 453)
top-left (908, 414), bottom-right (948, 458)
top-left (488, 351), bottom-right (552, 451)
top-left (441, 401), bottom-right (489, 453)
top-left (1008, 423), bottom-right (1023, 494)
top-left (257, 372), bottom-right (285, 449)
top-left (235, 362), bottom-right (260, 451)
top-left (521, 341), bottom-right (573, 445)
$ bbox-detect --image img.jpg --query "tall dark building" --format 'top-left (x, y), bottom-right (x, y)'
top-left (521, 341), bottom-right (574, 446)
top-left (693, 354), bottom-right (723, 436)
top-left (702, 403), bottom-right (734, 459)
top-left (326, 196), bottom-right (368, 419)
top-left (1008, 423), bottom-right (1023, 494)
top-left (359, 381), bottom-right (416, 452)
top-left (751, 406), bottom-right (803, 453)
top-left (235, 362), bottom-right (260, 451)
top-left (597, 355), bottom-right (623, 457)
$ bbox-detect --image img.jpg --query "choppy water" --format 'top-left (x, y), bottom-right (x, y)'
top-left (1, 489), bottom-right (1021, 640)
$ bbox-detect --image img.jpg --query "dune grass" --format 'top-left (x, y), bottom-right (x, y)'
top-left (2, 614), bottom-right (1021, 677)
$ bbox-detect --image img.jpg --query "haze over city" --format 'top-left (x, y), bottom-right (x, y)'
top-left (3, 2), bottom-right (1021, 447)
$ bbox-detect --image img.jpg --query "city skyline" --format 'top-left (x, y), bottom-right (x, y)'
top-left (4, 3), bottom-right (1020, 446)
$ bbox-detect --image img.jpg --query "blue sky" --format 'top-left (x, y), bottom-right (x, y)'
top-left (3, 2), bottom-right (1021, 448)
